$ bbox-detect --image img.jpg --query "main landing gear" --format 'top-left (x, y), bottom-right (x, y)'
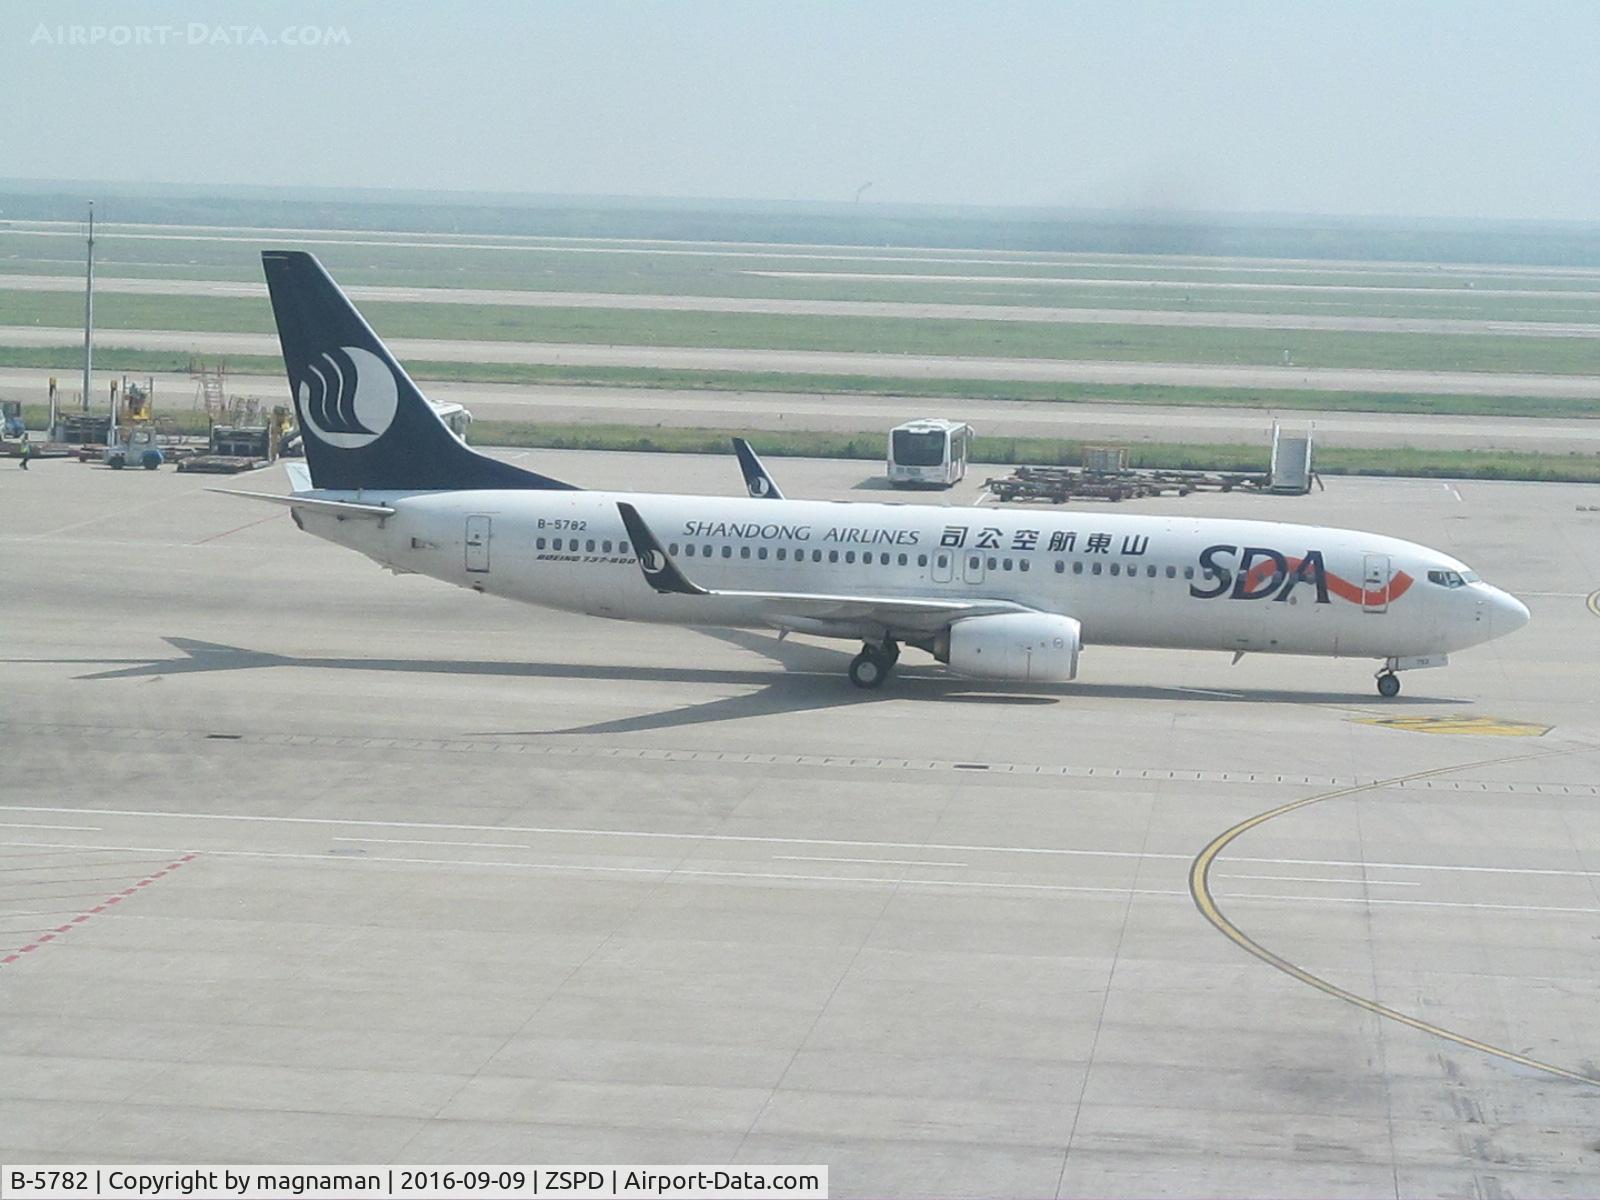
top-left (848, 639), bottom-right (900, 689)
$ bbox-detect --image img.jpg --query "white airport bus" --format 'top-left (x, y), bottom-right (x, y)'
top-left (887, 418), bottom-right (973, 488)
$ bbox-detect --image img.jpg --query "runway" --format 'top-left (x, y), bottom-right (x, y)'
top-left (3, 451), bottom-right (1598, 1194)
top-left (5, 273), bottom-right (1599, 339)
top-left (6, 326), bottom-right (1600, 400)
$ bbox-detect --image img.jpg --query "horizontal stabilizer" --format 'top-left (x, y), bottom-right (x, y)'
top-left (208, 488), bottom-right (396, 519)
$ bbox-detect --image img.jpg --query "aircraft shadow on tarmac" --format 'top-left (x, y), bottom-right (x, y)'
top-left (15, 631), bottom-right (1465, 737)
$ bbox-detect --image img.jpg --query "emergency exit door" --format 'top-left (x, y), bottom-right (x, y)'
top-left (465, 515), bottom-right (492, 573)
top-left (1361, 553), bottom-right (1390, 613)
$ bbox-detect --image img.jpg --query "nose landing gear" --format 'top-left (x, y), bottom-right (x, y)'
top-left (848, 639), bottom-right (900, 689)
top-left (1376, 671), bottom-right (1401, 698)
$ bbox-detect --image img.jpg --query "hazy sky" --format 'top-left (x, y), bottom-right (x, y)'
top-left (9, 0), bottom-right (1600, 220)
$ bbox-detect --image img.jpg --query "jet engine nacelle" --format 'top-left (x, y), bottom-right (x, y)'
top-left (936, 612), bottom-right (1082, 682)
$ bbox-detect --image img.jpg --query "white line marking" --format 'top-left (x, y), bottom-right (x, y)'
top-left (5, 839), bottom-right (1598, 914)
top-left (0, 912), bottom-right (76, 920)
top-left (25, 485), bottom-right (212, 539)
top-left (1225, 891), bottom-right (1600, 915)
top-left (0, 840), bottom-right (1180, 897)
top-left (4, 805), bottom-right (1599, 880)
top-left (0, 823), bottom-right (102, 831)
top-left (1173, 687), bottom-right (1245, 698)
top-left (331, 836), bottom-right (532, 849)
top-left (774, 855), bottom-right (970, 867)
top-left (1217, 873), bottom-right (1422, 887)
top-left (1444, 483), bottom-right (1464, 502)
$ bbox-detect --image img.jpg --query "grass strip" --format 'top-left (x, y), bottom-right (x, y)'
top-left (3, 346), bottom-right (1596, 421)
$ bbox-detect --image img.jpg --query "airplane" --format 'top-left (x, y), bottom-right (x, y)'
top-left (220, 250), bottom-right (1530, 698)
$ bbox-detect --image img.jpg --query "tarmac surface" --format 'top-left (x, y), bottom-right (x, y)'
top-left (6, 274), bottom-right (1599, 339)
top-left (3, 369), bottom-right (1597, 454)
top-left (6, 326), bottom-right (1600, 400)
top-left (3, 450), bottom-right (1599, 1196)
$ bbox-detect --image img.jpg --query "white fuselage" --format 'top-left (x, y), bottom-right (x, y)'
top-left (294, 488), bottom-right (1527, 663)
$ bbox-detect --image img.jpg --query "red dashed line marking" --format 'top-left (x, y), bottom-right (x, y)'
top-left (0, 853), bottom-right (196, 966)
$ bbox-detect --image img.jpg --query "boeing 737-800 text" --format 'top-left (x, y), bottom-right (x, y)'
top-left (221, 251), bottom-right (1529, 697)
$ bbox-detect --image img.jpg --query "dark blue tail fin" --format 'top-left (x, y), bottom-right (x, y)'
top-left (261, 250), bottom-right (576, 492)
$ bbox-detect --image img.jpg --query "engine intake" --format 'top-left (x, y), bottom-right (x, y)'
top-left (935, 613), bottom-right (1082, 682)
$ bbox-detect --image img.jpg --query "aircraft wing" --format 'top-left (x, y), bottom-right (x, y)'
top-left (617, 501), bottom-right (1030, 633)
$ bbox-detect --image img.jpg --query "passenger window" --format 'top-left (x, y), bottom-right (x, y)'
top-left (829, 550), bottom-right (839, 563)
top-left (936, 554), bottom-right (948, 568)
top-left (1165, 565), bottom-right (1176, 578)
top-left (845, 551), bottom-right (856, 564)
top-left (757, 547), bottom-right (767, 560)
top-left (986, 557), bottom-right (997, 570)
top-left (722, 545), bottom-right (732, 559)
top-left (1184, 566), bottom-right (1195, 579)
top-left (740, 546), bottom-right (751, 559)
top-left (703, 544), bottom-right (712, 557)
top-left (813, 550), bottom-right (823, 562)
top-left (536, 537), bottom-right (546, 549)
top-left (917, 554), bottom-right (928, 567)
top-left (1092, 563), bottom-right (1102, 575)
top-left (777, 547), bottom-right (787, 561)
top-left (880, 553), bottom-right (891, 565)
top-left (620, 541), bottom-right (630, 554)
top-left (585, 539), bottom-right (594, 552)
top-left (602, 540), bottom-right (612, 553)
top-left (1054, 561), bottom-right (1064, 574)
top-left (552, 537), bottom-right (563, 550)
top-left (1110, 563), bottom-right (1120, 576)
top-left (1073, 562), bottom-right (1084, 575)
top-left (969, 556), bottom-right (980, 570)
top-left (1147, 565), bottom-right (1157, 578)
top-left (1019, 560), bottom-right (1030, 572)
top-left (898, 553), bottom-right (908, 566)
top-left (1003, 558), bottom-right (1014, 571)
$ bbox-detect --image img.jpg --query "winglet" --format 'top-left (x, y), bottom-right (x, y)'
top-left (617, 502), bottom-right (707, 596)
top-left (732, 437), bottom-right (784, 500)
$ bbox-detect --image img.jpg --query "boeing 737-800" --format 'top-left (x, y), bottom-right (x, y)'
top-left (222, 251), bottom-right (1529, 697)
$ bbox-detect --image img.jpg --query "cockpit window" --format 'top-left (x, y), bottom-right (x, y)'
top-left (1462, 570), bottom-right (1480, 583)
top-left (1427, 569), bottom-right (1468, 588)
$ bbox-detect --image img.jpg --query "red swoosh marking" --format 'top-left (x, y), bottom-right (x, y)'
top-left (1242, 555), bottom-right (1413, 606)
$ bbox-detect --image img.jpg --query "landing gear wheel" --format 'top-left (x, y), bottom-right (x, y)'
top-left (881, 639), bottom-right (900, 667)
top-left (849, 648), bottom-right (891, 689)
top-left (1376, 672), bottom-right (1401, 698)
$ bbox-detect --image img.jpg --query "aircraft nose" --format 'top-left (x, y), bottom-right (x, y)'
top-left (1492, 588), bottom-right (1531, 635)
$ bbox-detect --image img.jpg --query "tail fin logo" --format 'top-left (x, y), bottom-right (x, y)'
top-left (296, 345), bottom-right (399, 449)
top-left (748, 476), bottom-right (771, 497)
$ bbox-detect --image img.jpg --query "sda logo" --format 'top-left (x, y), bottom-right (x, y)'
top-left (297, 345), bottom-right (399, 449)
top-left (748, 476), bottom-right (771, 497)
top-left (641, 549), bottom-right (667, 573)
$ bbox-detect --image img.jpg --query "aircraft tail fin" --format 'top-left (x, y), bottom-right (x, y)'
top-left (732, 437), bottom-right (784, 499)
top-left (261, 250), bottom-right (577, 493)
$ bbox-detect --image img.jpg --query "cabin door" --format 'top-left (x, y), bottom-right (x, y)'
top-left (1361, 553), bottom-right (1390, 613)
top-left (465, 515), bottom-right (492, 573)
